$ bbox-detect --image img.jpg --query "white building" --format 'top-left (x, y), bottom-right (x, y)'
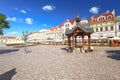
top-left (38, 29), bottom-right (47, 44)
top-left (27, 31), bottom-right (41, 44)
top-left (46, 27), bottom-right (56, 43)
top-left (54, 25), bottom-right (63, 42)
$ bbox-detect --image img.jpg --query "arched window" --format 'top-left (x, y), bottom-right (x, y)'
top-left (100, 27), bottom-right (103, 31)
top-left (119, 25), bottom-right (120, 30)
top-left (93, 20), bottom-right (96, 22)
top-left (107, 15), bottom-right (112, 19)
top-left (110, 26), bottom-right (114, 31)
top-left (65, 24), bottom-right (70, 27)
top-left (99, 18), bottom-right (101, 21)
top-left (98, 16), bottom-right (105, 21)
top-left (67, 24), bottom-right (69, 27)
top-left (96, 28), bottom-right (98, 32)
top-left (105, 27), bottom-right (108, 31)
top-left (102, 17), bottom-right (105, 20)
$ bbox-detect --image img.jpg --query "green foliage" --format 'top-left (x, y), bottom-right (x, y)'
top-left (0, 13), bottom-right (10, 35)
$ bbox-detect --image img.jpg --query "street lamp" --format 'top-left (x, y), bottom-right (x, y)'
top-left (22, 31), bottom-right (28, 54)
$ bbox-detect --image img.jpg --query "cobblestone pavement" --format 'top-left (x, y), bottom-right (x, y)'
top-left (0, 45), bottom-right (120, 80)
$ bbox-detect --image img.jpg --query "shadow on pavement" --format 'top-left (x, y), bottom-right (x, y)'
top-left (106, 50), bottom-right (120, 60)
top-left (0, 68), bottom-right (17, 80)
top-left (0, 49), bottom-right (19, 54)
top-left (61, 48), bottom-right (67, 51)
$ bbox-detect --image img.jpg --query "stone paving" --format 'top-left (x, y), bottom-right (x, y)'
top-left (0, 45), bottom-right (120, 80)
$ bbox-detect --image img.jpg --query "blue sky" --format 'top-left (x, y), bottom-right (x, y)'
top-left (0, 0), bottom-right (120, 36)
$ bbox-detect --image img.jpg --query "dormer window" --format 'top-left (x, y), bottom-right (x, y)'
top-left (98, 16), bottom-right (105, 22)
top-left (65, 24), bottom-right (70, 27)
top-left (107, 15), bottom-right (112, 19)
top-left (93, 20), bottom-right (96, 22)
top-left (102, 17), bottom-right (105, 20)
top-left (67, 24), bottom-right (69, 27)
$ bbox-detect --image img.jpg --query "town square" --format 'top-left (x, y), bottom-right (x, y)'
top-left (0, 45), bottom-right (120, 80)
top-left (0, 0), bottom-right (120, 80)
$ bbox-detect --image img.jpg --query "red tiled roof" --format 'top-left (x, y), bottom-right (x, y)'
top-left (92, 12), bottom-right (114, 19)
top-left (57, 25), bottom-right (61, 29)
top-left (3, 36), bottom-right (16, 39)
top-left (64, 18), bottom-right (76, 24)
top-left (50, 27), bottom-right (56, 31)
top-left (90, 10), bottom-right (115, 24)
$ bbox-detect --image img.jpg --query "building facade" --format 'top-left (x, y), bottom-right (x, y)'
top-left (38, 29), bottom-right (47, 44)
top-left (115, 16), bottom-right (120, 37)
top-left (27, 32), bottom-right (41, 44)
top-left (90, 10), bottom-right (116, 38)
top-left (0, 36), bottom-right (24, 46)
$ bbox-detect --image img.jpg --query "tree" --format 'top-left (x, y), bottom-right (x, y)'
top-left (0, 13), bottom-right (10, 35)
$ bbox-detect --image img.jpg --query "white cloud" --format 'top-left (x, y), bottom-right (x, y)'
top-left (41, 24), bottom-right (48, 27)
top-left (42, 5), bottom-right (55, 11)
top-left (7, 32), bottom-right (19, 35)
top-left (39, 29), bottom-right (47, 31)
top-left (89, 7), bottom-right (99, 14)
top-left (6, 17), bottom-right (17, 22)
top-left (41, 24), bottom-right (52, 27)
top-left (20, 10), bottom-right (27, 14)
top-left (14, 8), bottom-right (28, 14)
top-left (25, 18), bottom-right (34, 24)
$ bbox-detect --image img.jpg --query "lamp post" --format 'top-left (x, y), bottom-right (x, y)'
top-left (22, 31), bottom-right (28, 54)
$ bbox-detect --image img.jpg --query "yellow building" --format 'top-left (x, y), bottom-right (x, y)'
top-left (90, 10), bottom-right (117, 38)
top-left (0, 36), bottom-right (24, 46)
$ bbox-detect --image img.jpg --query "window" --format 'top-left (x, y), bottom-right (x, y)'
top-left (98, 17), bottom-right (105, 22)
top-left (96, 28), bottom-right (98, 32)
top-left (99, 18), bottom-right (101, 21)
top-left (102, 17), bottom-right (104, 20)
top-left (93, 20), bottom-right (96, 22)
top-left (110, 26), bottom-right (114, 31)
top-left (108, 15), bottom-right (112, 19)
top-left (65, 24), bottom-right (69, 27)
top-left (67, 24), bottom-right (69, 27)
top-left (100, 27), bottom-right (103, 31)
top-left (119, 25), bottom-right (120, 30)
top-left (65, 24), bottom-right (67, 27)
top-left (105, 27), bottom-right (108, 31)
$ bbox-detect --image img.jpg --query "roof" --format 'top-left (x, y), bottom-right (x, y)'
top-left (64, 18), bottom-right (76, 24)
top-left (65, 19), bottom-right (94, 36)
top-left (92, 11), bottom-right (114, 19)
top-left (90, 10), bottom-right (115, 24)
top-left (50, 27), bottom-right (56, 31)
top-left (3, 36), bottom-right (16, 39)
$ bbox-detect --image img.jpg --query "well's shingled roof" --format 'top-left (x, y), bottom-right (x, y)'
top-left (65, 18), bottom-right (94, 35)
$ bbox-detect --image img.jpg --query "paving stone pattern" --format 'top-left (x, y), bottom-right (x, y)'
top-left (0, 45), bottom-right (120, 80)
